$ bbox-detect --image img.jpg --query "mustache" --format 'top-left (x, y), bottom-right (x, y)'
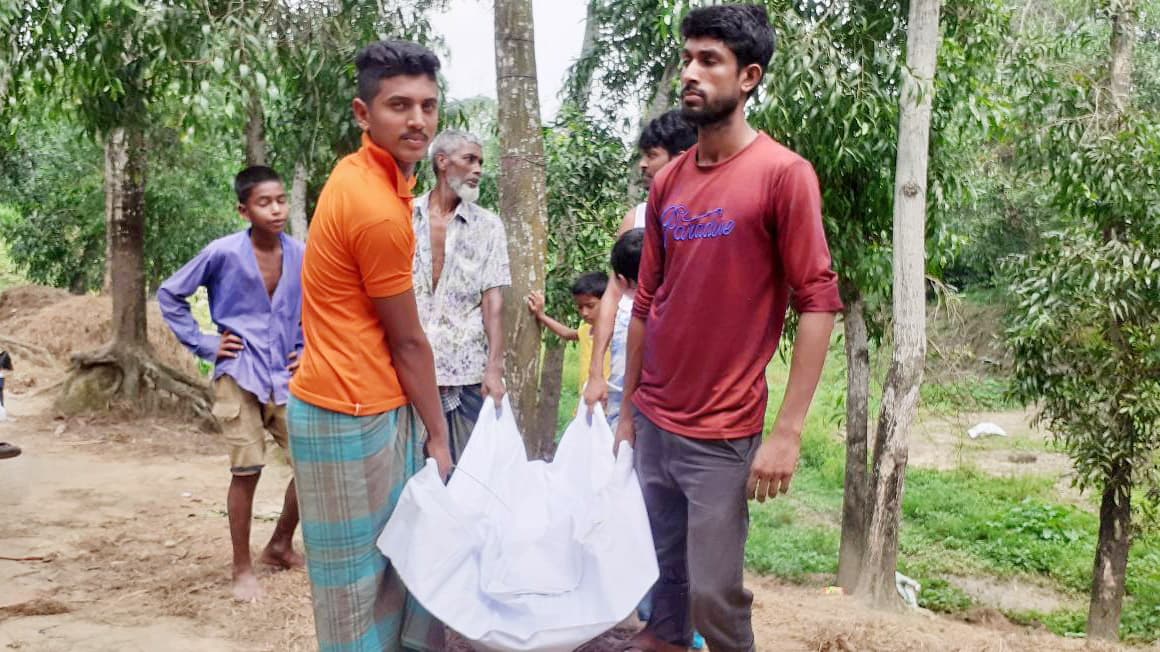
top-left (681, 85), bottom-right (705, 98)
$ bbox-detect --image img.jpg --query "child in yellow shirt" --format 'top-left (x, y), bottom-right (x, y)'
top-left (527, 272), bottom-right (610, 394)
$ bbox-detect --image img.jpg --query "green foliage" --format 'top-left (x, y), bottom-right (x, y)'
top-left (565, 0), bottom-right (685, 127)
top-left (0, 209), bottom-right (30, 292)
top-left (919, 578), bottom-right (974, 613)
top-left (4, 0), bottom-right (210, 136)
top-left (920, 376), bottom-right (1017, 414)
top-left (0, 109), bottom-right (240, 292)
top-left (542, 107), bottom-right (630, 329)
top-left (1007, 230), bottom-right (1160, 488)
top-left (745, 511), bottom-right (840, 580)
top-left (0, 118), bottom-right (105, 291)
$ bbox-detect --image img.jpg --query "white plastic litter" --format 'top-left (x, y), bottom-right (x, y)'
top-left (967, 421), bottom-right (1008, 439)
top-left (895, 571), bottom-right (922, 609)
top-left (377, 397), bottom-right (658, 652)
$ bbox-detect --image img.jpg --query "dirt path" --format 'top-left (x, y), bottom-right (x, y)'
top-left (0, 395), bottom-right (1127, 651)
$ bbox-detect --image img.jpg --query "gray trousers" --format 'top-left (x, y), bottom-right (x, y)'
top-left (634, 411), bottom-right (760, 652)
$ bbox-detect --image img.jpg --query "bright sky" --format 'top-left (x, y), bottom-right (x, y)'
top-left (430, 0), bottom-right (589, 121)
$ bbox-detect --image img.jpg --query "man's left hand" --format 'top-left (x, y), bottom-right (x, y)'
top-left (747, 425), bottom-right (802, 502)
top-left (481, 366), bottom-right (505, 409)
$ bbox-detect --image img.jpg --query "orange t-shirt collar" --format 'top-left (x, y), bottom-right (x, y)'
top-left (359, 132), bottom-right (418, 197)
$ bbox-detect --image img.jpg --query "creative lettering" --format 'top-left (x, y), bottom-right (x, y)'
top-left (660, 204), bottom-right (736, 242)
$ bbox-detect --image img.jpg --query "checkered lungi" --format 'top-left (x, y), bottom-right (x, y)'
top-left (440, 384), bottom-right (484, 464)
top-left (287, 397), bottom-right (444, 652)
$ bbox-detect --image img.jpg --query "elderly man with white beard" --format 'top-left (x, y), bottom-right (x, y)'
top-left (412, 129), bottom-right (511, 463)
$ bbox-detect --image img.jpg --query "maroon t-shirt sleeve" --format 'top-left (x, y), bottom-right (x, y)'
top-left (772, 160), bottom-right (843, 314)
top-left (632, 173), bottom-right (668, 321)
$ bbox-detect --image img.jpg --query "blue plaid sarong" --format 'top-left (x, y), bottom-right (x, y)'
top-left (288, 397), bottom-right (444, 652)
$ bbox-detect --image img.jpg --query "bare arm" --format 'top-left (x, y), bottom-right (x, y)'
top-left (526, 292), bottom-right (579, 341)
top-left (615, 206), bottom-right (636, 236)
top-left (481, 287), bottom-right (506, 406)
top-left (748, 311), bottom-right (836, 501)
top-left (612, 314), bottom-right (646, 454)
top-left (583, 205), bottom-right (637, 408)
top-left (372, 290), bottom-right (452, 478)
top-left (582, 280), bottom-right (622, 409)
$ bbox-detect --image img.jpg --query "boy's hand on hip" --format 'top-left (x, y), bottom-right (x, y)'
top-left (217, 332), bottom-right (244, 360)
top-left (287, 350), bottom-right (301, 374)
top-left (747, 427), bottom-right (802, 503)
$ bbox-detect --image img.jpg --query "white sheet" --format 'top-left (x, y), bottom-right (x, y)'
top-left (377, 397), bottom-right (658, 652)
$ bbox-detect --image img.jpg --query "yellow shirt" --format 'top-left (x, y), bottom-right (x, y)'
top-left (577, 323), bottom-right (611, 395)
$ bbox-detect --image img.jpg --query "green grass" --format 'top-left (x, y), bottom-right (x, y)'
top-left (551, 335), bottom-right (1160, 642)
top-left (0, 206), bottom-right (30, 291)
top-left (920, 376), bottom-right (1018, 414)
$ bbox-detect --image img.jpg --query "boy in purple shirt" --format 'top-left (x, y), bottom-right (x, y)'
top-left (159, 166), bottom-right (305, 602)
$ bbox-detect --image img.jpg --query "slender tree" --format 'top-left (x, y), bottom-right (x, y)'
top-left (1007, 0), bottom-right (1160, 638)
top-left (853, 0), bottom-right (943, 607)
top-left (494, 0), bottom-right (552, 454)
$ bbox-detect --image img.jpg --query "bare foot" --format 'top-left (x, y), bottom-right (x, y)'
top-left (232, 569), bottom-right (263, 602)
top-left (259, 542), bottom-right (305, 570)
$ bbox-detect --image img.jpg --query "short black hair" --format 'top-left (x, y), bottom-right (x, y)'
top-left (356, 39), bottom-right (441, 103)
top-left (571, 271), bottom-right (608, 298)
top-left (681, 4), bottom-right (776, 89)
top-left (234, 166), bottom-right (282, 204)
top-left (638, 110), bottom-right (697, 157)
top-left (0, 350), bottom-right (12, 371)
top-left (611, 229), bottom-right (644, 283)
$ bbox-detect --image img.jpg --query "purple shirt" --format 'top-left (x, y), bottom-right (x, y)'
top-left (158, 230), bottom-right (305, 405)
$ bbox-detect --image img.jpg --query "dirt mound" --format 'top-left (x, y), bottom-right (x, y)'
top-left (927, 298), bottom-right (1011, 383)
top-left (0, 285), bottom-right (71, 325)
top-left (0, 598), bottom-right (71, 620)
top-left (0, 287), bottom-right (200, 391)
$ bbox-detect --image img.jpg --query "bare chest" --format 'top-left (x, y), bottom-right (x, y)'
top-left (253, 248), bottom-right (283, 297)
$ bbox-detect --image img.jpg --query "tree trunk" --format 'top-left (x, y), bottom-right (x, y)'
top-left (56, 126), bottom-right (213, 423)
top-left (854, 0), bottom-right (941, 608)
top-left (1108, 1), bottom-right (1136, 114)
top-left (838, 280), bottom-right (871, 592)
top-left (245, 88), bottom-right (267, 167)
top-left (534, 343), bottom-right (565, 458)
top-left (1084, 2), bottom-right (1136, 639)
top-left (1088, 459), bottom-right (1132, 640)
top-left (642, 58), bottom-right (679, 127)
top-left (495, 0), bottom-right (551, 454)
top-left (107, 127), bottom-right (148, 348)
top-left (102, 129), bottom-right (126, 295)
top-left (289, 159), bottom-right (309, 240)
top-left (566, 0), bottom-right (599, 113)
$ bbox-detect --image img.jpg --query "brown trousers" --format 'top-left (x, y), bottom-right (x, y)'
top-left (634, 411), bottom-right (760, 652)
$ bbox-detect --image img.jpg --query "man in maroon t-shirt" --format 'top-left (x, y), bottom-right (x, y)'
top-left (615, 5), bottom-right (842, 651)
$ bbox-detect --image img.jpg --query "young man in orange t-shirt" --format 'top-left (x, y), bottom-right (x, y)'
top-left (287, 40), bottom-right (452, 652)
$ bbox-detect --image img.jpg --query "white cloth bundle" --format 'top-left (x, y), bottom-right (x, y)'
top-left (378, 397), bottom-right (658, 652)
